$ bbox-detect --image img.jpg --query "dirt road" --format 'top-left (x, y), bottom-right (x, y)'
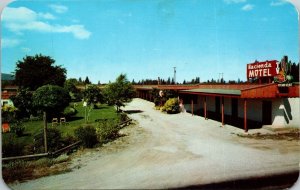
top-left (8, 98), bottom-right (300, 189)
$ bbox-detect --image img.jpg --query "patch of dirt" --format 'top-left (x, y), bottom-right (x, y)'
top-left (69, 122), bottom-right (148, 170)
top-left (236, 131), bottom-right (299, 141)
top-left (2, 160), bottom-right (71, 183)
top-left (32, 162), bottom-right (72, 179)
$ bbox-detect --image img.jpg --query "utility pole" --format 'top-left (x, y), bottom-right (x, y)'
top-left (219, 73), bottom-right (223, 83)
top-left (173, 67), bottom-right (176, 85)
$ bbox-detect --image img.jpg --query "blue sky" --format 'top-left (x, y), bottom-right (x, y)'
top-left (1, 0), bottom-right (299, 83)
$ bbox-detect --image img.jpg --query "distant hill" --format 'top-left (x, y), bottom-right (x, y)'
top-left (1, 73), bottom-right (15, 81)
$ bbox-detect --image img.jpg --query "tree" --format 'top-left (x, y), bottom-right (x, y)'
top-left (83, 85), bottom-right (103, 105)
top-left (33, 85), bottom-right (71, 117)
top-left (64, 78), bottom-right (81, 101)
top-left (84, 76), bottom-right (91, 84)
top-left (167, 77), bottom-right (171, 84)
top-left (103, 74), bottom-right (135, 112)
top-left (10, 88), bottom-right (34, 119)
top-left (15, 54), bottom-right (66, 90)
top-left (290, 62), bottom-right (299, 82)
top-left (33, 85), bottom-right (71, 152)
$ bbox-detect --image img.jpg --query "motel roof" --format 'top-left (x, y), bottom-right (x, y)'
top-left (181, 88), bottom-right (241, 96)
top-left (134, 83), bottom-right (300, 99)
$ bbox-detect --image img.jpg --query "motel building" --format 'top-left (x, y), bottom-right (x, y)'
top-left (134, 59), bottom-right (300, 132)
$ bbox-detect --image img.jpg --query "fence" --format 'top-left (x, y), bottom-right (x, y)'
top-left (2, 119), bottom-right (133, 162)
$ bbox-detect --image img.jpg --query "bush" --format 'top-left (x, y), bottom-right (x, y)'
top-left (2, 160), bottom-right (33, 183)
top-left (54, 154), bottom-right (70, 164)
top-left (34, 127), bottom-right (63, 153)
top-left (95, 119), bottom-right (120, 144)
top-left (34, 158), bottom-right (54, 167)
top-left (10, 120), bottom-right (25, 137)
top-left (61, 134), bottom-right (78, 146)
top-left (162, 98), bottom-right (180, 114)
top-left (74, 125), bottom-right (98, 148)
top-left (2, 134), bottom-right (25, 157)
top-left (63, 106), bottom-right (77, 118)
top-left (120, 112), bottom-right (128, 122)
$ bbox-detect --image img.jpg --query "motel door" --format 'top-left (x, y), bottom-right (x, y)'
top-left (262, 101), bottom-right (272, 125)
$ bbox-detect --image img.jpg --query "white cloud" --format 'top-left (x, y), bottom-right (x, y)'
top-left (2, 7), bottom-right (56, 22)
top-left (38, 12), bottom-right (56, 20)
top-left (49, 4), bottom-right (68, 14)
top-left (21, 47), bottom-right (31, 53)
top-left (2, 7), bottom-right (37, 22)
top-left (2, 6), bottom-right (91, 40)
top-left (224, 0), bottom-right (247, 4)
top-left (54, 25), bottom-right (91, 39)
top-left (242, 4), bottom-right (254, 11)
top-left (1, 38), bottom-right (21, 48)
top-left (270, 0), bottom-right (289, 6)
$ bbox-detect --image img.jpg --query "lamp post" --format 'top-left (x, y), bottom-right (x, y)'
top-left (83, 101), bottom-right (87, 123)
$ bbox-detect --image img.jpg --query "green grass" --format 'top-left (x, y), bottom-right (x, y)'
top-left (2, 102), bottom-right (120, 149)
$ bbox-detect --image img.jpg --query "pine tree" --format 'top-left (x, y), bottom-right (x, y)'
top-left (84, 76), bottom-right (91, 84)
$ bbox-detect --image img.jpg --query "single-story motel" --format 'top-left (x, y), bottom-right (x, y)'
top-left (134, 83), bottom-right (299, 132)
top-left (135, 58), bottom-right (300, 132)
top-left (1, 58), bottom-right (299, 132)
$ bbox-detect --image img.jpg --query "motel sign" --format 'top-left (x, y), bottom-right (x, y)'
top-left (247, 60), bottom-right (279, 80)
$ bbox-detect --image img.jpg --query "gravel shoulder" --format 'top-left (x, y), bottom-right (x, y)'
top-left (8, 98), bottom-right (300, 190)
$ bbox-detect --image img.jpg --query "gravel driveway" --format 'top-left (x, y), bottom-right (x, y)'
top-left (8, 98), bottom-right (300, 189)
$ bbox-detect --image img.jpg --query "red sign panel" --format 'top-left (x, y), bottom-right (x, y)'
top-left (247, 60), bottom-right (279, 80)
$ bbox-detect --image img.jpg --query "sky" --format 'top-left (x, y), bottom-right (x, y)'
top-left (1, 0), bottom-right (299, 84)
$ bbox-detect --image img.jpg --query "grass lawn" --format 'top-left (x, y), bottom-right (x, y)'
top-left (2, 102), bottom-right (120, 151)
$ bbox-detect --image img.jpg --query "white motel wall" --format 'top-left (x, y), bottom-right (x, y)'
top-left (271, 98), bottom-right (300, 128)
top-left (183, 96), bottom-right (300, 129)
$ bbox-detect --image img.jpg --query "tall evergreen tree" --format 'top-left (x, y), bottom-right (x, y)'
top-left (84, 76), bottom-right (91, 84)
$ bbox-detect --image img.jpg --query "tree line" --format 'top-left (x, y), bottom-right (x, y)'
top-left (131, 61), bottom-right (299, 85)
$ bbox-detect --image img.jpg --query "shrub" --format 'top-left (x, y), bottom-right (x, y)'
top-left (61, 134), bottom-right (78, 146)
top-left (154, 98), bottom-right (162, 107)
top-left (162, 98), bottom-right (180, 114)
top-left (1, 105), bottom-right (17, 123)
top-left (54, 154), bottom-right (70, 164)
top-left (2, 134), bottom-right (25, 157)
top-left (34, 158), bottom-right (54, 167)
top-left (23, 143), bottom-right (35, 155)
top-left (120, 112), bottom-right (128, 122)
top-left (34, 127), bottom-right (63, 153)
top-left (10, 120), bottom-right (25, 137)
top-left (74, 125), bottom-right (98, 148)
top-left (63, 106), bottom-right (77, 118)
top-left (95, 119), bottom-right (120, 144)
top-left (2, 160), bottom-right (33, 183)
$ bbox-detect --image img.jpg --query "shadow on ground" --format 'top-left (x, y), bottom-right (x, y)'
top-left (123, 110), bottom-right (143, 114)
top-left (67, 116), bottom-right (84, 122)
top-left (174, 170), bottom-right (299, 190)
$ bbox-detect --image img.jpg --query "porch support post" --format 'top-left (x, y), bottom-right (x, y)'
top-left (191, 99), bottom-right (194, 116)
top-left (204, 96), bottom-right (207, 119)
top-left (244, 99), bottom-right (248, 132)
top-left (221, 97), bottom-right (224, 127)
